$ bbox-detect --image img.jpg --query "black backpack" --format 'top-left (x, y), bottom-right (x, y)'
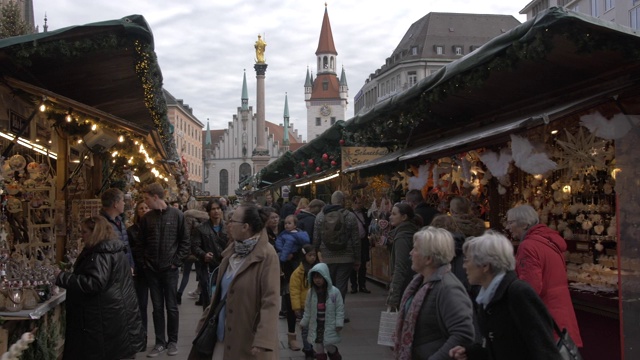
top-left (322, 209), bottom-right (348, 251)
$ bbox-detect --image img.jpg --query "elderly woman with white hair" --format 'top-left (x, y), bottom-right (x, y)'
top-left (505, 204), bottom-right (582, 347)
top-left (449, 231), bottom-right (561, 360)
top-left (393, 227), bottom-right (474, 360)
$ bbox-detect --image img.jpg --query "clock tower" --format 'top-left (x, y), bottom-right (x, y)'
top-left (305, 4), bottom-right (348, 140)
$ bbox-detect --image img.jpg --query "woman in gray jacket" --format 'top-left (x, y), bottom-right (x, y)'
top-left (394, 227), bottom-right (475, 360)
top-left (387, 203), bottom-right (421, 310)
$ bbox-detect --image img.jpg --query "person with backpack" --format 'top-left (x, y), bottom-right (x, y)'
top-left (313, 191), bottom-right (360, 313)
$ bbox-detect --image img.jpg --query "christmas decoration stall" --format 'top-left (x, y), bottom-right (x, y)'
top-left (337, 7), bottom-right (640, 359)
top-left (0, 15), bottom-right (182, 357)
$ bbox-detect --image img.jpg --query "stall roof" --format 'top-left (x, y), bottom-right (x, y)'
top-left (344, 7), bottom-right (640, 150)
top-left (0, 14), bottom-right (177, 161)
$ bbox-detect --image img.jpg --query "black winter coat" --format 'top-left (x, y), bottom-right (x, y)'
top-left (57, 240), bottom-right (144, 360)
top-left (191, 220), bottom-right (228, 267)
top-left (297, 210), bottom-right (316, 239)
top-left (466, 271), bottom-right (561, 360)
top-left (134, 206), bottom-right (190, 272)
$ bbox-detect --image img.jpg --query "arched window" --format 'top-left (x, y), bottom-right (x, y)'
top-left (323, 56), bottom-right (329, 69)
top-left (330, 56), bottom-right (334, 70)
top-left (220, 169), bottom-right (228, 196)
top-left (239, 163), bottom-right (252, 180)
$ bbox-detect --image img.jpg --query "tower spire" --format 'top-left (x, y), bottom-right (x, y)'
top-left (283, 93), bottom-right (290, 147)
top-left (241, 69), bottom-right (249, 110)
top-left (205, 119), bottom-right (212, 146)
top-left (315, 4), bottom-right (337, 56)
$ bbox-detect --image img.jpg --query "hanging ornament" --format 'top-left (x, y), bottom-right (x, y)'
top-left (302, 171), bottom-right (307, 176)
top-left (331, 160), bottom-right (337, 167)
top-left (300, 161), bottom-right (305, 167)
top-left (308, 159), bottom-right (314, 166)
top-left (339, 139), bottom-right (345, 146)
top-left (295, 174), bottom-right (300, 179)
top-left (315, 167), bottom-right (321, 172)
top-left (322, 153), bottom-right (329, 161)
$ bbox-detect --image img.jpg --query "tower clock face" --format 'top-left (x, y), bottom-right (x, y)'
top-left (320, 104), bottom-right (332, 116)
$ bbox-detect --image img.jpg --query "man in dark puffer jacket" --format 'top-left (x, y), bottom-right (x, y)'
top-left (134, 183), bottom-right (190, 357)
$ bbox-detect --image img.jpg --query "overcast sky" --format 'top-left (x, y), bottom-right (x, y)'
top-left (33, 1), bottom-right (529, 141)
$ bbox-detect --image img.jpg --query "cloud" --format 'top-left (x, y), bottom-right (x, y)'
top-left (34, 0), bottom-right (528, 140)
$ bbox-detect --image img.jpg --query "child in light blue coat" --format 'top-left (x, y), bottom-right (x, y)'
top-left (300, 262), bottom-right (344, 360)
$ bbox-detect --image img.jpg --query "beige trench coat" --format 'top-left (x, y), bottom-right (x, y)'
top-left (189, 229), bottom-right (280, 360)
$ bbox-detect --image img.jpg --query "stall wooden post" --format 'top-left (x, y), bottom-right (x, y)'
top-left (55, 132), bottom-right (68, 263)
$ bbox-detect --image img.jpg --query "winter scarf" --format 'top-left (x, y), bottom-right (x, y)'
top-left (234, 235), bottom-right (259, 257)
top-left (394, 274), bottom-right (433, 359)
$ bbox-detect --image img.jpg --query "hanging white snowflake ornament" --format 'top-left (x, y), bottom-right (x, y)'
top-left (510, 134), bottom-right (557, 175)
top-left (555, 128), bottom-right (607, 171)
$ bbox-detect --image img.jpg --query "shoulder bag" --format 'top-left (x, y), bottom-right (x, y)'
top-left (192, 293), bottom-right (227, 357)
top-left (553, 320), bottom-right (583, 360)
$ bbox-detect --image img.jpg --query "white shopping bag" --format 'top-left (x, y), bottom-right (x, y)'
top-left (377, 310), bottom-right (398, 347)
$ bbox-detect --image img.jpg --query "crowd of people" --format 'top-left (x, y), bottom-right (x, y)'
top-left (52, 183), bottom-right (583, 360)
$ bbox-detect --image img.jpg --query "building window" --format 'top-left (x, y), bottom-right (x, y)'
top-left (592, 0), bottom-right (599, 16)
top-left (323, 80), bottom-right (329, 91)
top-left (605, 0), bottom-right (614, 11)
top-left (435, 45), bottom-right (444, 55)
top-left (454, 46), bottom-right (463, 55)
top-left (316, 117), bottom-right (321, 126)
top-left (632, 5), bottom-right (640, 29)
top-left (330, 117), bottom-right (336, 125)
top-left (219, 169), bottom-right (228, 196)
top-left (411, 46), bottom-right (418, 55)
top-left (408, 71), bottom-right (418, 87)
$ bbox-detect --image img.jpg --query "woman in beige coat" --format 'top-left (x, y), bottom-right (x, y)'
top-left (189, 203), bottom-right (281, 360)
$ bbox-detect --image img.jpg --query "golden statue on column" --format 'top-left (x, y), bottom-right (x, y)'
top-left (255, 34), bottom-right (266, 63)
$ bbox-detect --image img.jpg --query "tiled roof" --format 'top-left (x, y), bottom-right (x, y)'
top-left (310, 74), bottom-right (340, 99)
top-left (315, 6), bottom-right (337, 55)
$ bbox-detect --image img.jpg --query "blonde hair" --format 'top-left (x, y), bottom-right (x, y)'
top-left (296, 198), bottom-right (309, 212)
top-left (413, 226), bottom-right (455, 266)
top-left (82, 216), bottom-right (117, 247)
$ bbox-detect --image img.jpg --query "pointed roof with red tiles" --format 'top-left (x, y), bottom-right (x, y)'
top-left (315, 4), bottom-right (337, 56)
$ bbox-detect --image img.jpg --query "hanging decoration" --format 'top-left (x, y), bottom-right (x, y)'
top-left (407, 164), bottom-right (430, 191)
top-left (554, 127), bottom-right (607, 171)
top-left (510, 134), bottom-right (557, 175)
top-left (579, 111), bottom-right (639, 140)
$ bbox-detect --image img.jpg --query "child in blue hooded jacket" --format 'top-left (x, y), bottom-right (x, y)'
top-left (300, 262), bottom-right (344, 360)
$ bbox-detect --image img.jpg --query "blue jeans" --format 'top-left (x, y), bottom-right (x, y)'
top-left (146, 267), bottom-right (180, 346)
top-left (177, 259), bottom-right (193, 294)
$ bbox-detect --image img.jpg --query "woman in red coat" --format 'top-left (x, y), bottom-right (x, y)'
top-left (506, 204), bottom-right (582, 347)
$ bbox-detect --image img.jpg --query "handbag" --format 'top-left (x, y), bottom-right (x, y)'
top-left (192, 293), bottom-right (227, 357)
top-left (552, 321), bottom-right (583, 360)
top-left (377, 310), bottom-right (399, 347)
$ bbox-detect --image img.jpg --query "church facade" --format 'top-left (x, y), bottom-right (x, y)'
top-left (202, 71), bottom-right (303, 196)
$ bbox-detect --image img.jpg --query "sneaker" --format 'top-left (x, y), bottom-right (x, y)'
top-left (167, 342), bottom-right (178, 356)
top-left (146, 345), bottom-right (166, 358)
top-left (187, 290), bottom-right (200, 298)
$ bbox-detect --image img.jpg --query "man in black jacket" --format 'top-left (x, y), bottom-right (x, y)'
top-left (406, 189), bottom-right (439, 227)
top-left (134, 183), bottom-right (190, 357)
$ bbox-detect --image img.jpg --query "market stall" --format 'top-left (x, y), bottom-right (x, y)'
top-left (249, 7), bottom-right (640, 359)
top-left (0, 15), bottom-right (182, 357)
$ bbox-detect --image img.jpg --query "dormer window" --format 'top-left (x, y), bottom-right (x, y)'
top-left (411, 46), bottom-right (418, 55)
top-left (453, 46), bottom-right (463, 55)
top-left (434, 45), bottom-right (444, 55)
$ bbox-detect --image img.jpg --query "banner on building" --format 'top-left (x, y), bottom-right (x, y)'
top-left (341, 147), bottom-right (390, 171)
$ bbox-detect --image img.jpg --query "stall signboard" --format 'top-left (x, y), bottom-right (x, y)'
top-left (341, 147), bottom-right (389, 171)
